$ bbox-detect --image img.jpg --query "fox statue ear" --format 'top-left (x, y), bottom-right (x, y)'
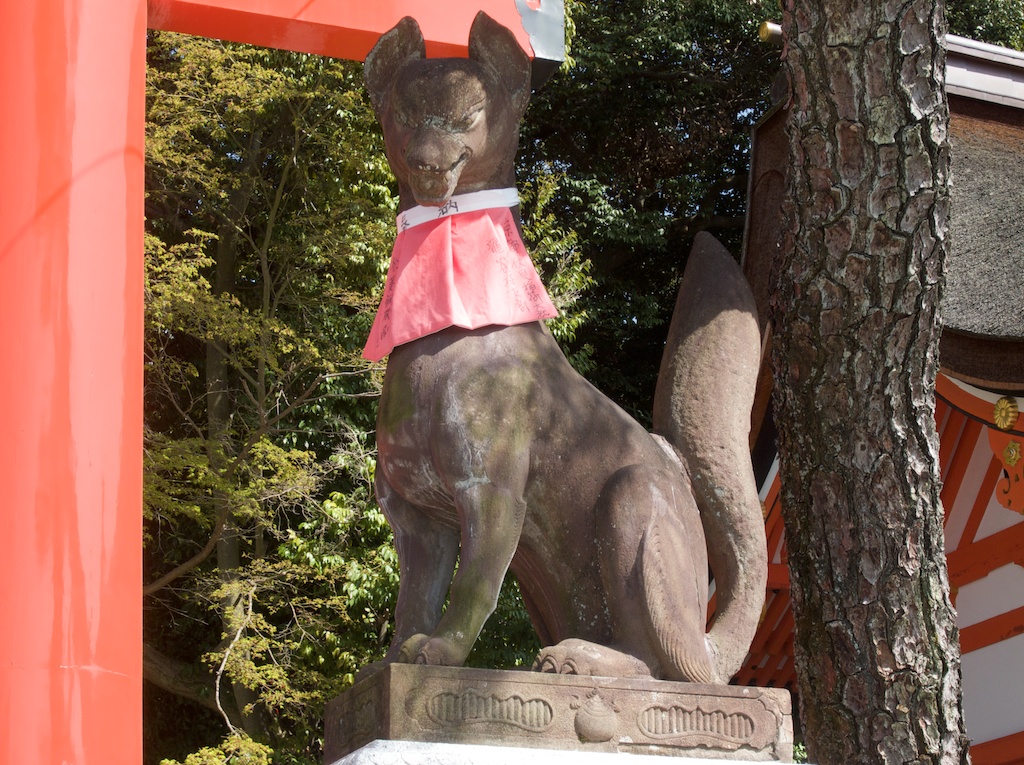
top-left (468, 12), bottom-right (532, 118)
top-left (364, 17), bottom-right (426, 116)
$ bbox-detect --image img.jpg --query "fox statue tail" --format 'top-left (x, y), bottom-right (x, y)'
top-left (653, 232), bottom-right (767, 682)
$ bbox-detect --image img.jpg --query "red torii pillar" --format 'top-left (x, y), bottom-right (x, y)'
top-left (0, 2), bottom-right (146, 763)
top-left (0, 2), bottom-right (559, 764)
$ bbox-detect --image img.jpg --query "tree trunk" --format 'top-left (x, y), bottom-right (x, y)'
top-left (772, 1), bottom-right (970, 762)
top-left (207, 131), bottom-right (266, 741)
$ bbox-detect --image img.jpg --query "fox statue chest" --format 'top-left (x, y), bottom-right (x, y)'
top-left (375, 323), bottom-right (550, 520)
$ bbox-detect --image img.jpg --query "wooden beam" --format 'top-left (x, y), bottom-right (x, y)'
top-left (1, 2), bottom-right (145, 764)
top-left (935, 394), bottom-right (950, 432)
top-left (747, 590), bottom-right (790, 657)
top-left (147, 0), bottom-right (557, 62)
top-left (970, 729), bottom-right (1024, 765)
top-left (957, 456), bottom-right (1004, 550)
top-left (948, 519), bottom-right (1024, 585)
top-left (960, 604), bottom-right (1024, 654)
top-left (939, 408), bottom-right (967, 476)
top-left (940, 417), bottom-right (983, 524)
top-left (765, 481), bottom-right (787, 562)
top-left (767, 563), bottom-right (791, 590)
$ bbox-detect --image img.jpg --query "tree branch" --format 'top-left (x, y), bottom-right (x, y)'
top-left (142, 643), bottom-right (243, 726)
top-left (143, 509), bottom-right (228, 596)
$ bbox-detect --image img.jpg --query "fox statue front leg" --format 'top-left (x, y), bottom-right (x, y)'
top-left (374, 475), bottom-right (459, 664)
top-left (400, 478), bottom-right (527, 666)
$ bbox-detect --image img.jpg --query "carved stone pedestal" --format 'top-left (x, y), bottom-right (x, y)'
top-left (327, 740), bottom-right (793, 765)
top-left (324, 665), bottom-right (793, 763)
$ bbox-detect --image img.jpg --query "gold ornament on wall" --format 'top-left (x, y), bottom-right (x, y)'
top-left (1004, 441), bottom-right (1021, 468)
top-left (993, 396), bottom-right (1019, 431)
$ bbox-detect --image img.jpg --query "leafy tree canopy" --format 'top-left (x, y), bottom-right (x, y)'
top-left (521, 0), bottom-right (777, 418)
top-left (144, 31), bottom-right (397, 763)
top-left (949, 0), bottom-right (1024, 49)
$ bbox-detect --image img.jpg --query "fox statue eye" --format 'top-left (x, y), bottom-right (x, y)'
top-left (454, 108), bottom-right (483, 133)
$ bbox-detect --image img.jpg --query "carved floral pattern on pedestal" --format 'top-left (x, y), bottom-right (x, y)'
top-left (426, 690), bottom-right (553, 731)
top-left (571, 691), bottom-right (618, 743)
top-left (638, 704), bottom-right (756, 748)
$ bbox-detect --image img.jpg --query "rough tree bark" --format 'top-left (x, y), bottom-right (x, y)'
top-left (772, 1), bottom-right (971, 762)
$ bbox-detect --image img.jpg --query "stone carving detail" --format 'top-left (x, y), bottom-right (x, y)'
top-left (571, 692), bottom-right (618, 743)
top-left (639, 704), bottom-right (756, 744)
top-left (323, 665), bottom-right (794, 763)
top-left (426, 690), bottom-right (553, 731)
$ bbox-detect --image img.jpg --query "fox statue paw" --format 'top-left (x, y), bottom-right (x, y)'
top-left (397, 634), bottom-right (467, 666)
top-left (534, 639), bottom-right (652, 678)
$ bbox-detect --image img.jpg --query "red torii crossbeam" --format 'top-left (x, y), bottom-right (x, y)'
top-left (148, 0), bottom-right (562, 61)
top-left (0, 3), bottom-right (561, 764)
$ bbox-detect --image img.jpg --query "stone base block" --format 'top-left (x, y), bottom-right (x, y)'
top-left (324, 665), bottom-right (793, 762)
top-left (328, 739), bottom-right (793, 765)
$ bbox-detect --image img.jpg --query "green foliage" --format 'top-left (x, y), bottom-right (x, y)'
top-left (520, 169), bottom-right (596, 372)
top-left (949, 0), bottom-right (1024, 50)
top-left (468, 576), bottom-right (543, 670)
top-left (144, 31), bottom-right (397, 764)
top-left (520, 0), bottom-right (776, 420)
top-left (161, 733), bottom-right (274, 765)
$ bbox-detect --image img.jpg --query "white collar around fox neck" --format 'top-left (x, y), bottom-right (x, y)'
top-left (396, 187), bottom-right (520, 232)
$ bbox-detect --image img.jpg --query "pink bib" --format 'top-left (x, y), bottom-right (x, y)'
top-left (362, 205), bottom-right (558, 361)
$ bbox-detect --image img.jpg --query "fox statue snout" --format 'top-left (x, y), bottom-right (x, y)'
top-left (402, 127), bottom-right (472, 205)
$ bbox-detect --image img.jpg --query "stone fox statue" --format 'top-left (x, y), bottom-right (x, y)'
top-left (362, 12), bottom-right (767, 684)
